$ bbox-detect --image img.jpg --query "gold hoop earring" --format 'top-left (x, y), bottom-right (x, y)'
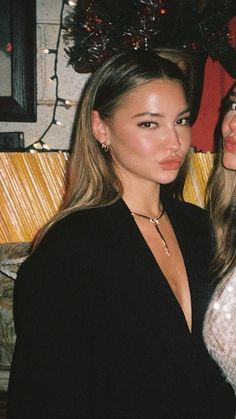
top-left (101, 143), bottom-right (109, 153)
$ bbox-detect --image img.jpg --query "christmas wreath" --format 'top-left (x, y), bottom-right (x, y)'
top-left (64, 0), bottom-right (236, 75)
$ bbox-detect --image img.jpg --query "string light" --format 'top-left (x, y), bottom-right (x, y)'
top-left (42, 48), bottom-right (57, 54)
top-left (31, 141), bottom-right (51, 151)
top-left (27, 0), bottom-right (73, 152)
top-left (66, 0), bottom-right (77, 6)
top-left (48, 74), bottom-right (57, 83)
top-left (58, 97), bottom-right (73, 106)
top-left (53, 119), bottom-right (64, 126)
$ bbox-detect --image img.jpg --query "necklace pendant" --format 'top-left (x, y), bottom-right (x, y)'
top-left (131, 208), bottom-right (171, 256)
top-left (165, 247), bottom-right (171, 257)
top-left (150, 218), bottom-right (159, 226)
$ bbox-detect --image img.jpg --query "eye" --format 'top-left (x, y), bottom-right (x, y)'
top-left (224, 101), bottom-right (236, 112)
top-left (175, 117), bottom-right (191, 126)
top-left (230, 101), bottom-right (236, 111)
top-left (137, 121), bottom-right (158, 129)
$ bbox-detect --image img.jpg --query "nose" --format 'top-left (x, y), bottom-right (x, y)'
top-left (164, 127), bottom-right (181, 151)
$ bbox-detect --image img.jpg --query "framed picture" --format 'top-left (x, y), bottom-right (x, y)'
top-left (0, 0), bottom-right (36, 122)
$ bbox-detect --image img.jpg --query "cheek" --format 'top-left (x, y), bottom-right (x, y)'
top-left (180, 129), bottom-right (192, 151)
top-left (133, 138), bottom-right (159, 155)
top-left (185, 132), bottom-right (191, 147)
top-left (223, 152), bottom-right (236, 170)
top-left (222, 114), bottom-right (230, 137)
top-left (112, 127), bottom-right (160, 156)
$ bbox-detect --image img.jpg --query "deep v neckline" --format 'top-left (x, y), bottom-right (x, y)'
top-left (122, 198), bottom-right (193, 334)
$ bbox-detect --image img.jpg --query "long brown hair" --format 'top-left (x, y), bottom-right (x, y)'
top-left (34, 50), bottom-right (191, 247)
top-left (207, 81), bottom-right (236, 279)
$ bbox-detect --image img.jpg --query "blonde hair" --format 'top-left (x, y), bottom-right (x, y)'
top-left (34, 50), bottom-right (190, 247)
top-left (207, 81), bottom-right (236, 278)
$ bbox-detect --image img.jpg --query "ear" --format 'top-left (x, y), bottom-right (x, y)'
top-left (91, 111), bottom-right (110, 145)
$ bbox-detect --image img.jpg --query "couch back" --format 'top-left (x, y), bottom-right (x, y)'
top-left (0, 151), bottom-right (214, 243)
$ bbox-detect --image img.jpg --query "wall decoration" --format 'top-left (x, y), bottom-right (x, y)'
top-left (63, 0), bottom-right (236, 76)
top-left (63, 0), bottom-right (236, 124)
top-left (0, 0), bottom-right (36, 122)
top-left (26, 0), bottom-right (75, 151)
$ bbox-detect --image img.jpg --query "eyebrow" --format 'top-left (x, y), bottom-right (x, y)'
top-left (229, 92), bottom-right (236, 100)
top-left (132, 108), bottom-right (191, 119)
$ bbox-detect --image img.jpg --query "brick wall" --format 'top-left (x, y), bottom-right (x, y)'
top-left (0, 0), bottom-right (89, 150)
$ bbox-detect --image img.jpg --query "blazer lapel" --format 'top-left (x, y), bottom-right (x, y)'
top-left (106, 198), bottom-right (207, 389)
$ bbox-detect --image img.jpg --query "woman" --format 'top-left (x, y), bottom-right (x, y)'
top-left (8, 51), bottom-right (235, 418)
top-left (203, 82), bottom-right (236, 398)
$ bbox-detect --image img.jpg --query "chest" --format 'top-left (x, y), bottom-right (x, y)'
top-left (203, 271), bottom-right (236, 392)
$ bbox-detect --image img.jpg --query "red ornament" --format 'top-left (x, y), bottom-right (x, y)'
top-left (84, 23), bottom-right (92, 32)
top-left (191, 42), bottom-right (197, 50)
top-left (123, 32), bottom-right (144, 50)
top-left (159, 8), bottom-right (168, 15)
top-left (95, 16), bottom-right (103, 25)
top-left (5, 42), bottom-right (12, 52)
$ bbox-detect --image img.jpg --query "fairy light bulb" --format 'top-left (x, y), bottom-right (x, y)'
top-left (54, 120), bottom-right (64, 126)
top-left (48, 75), bottom-right (57, 83)
top-left (68, 0), bottom-right (76, 6)
top-left (42, 48), bottom-right (57, 54)
top-left (33, 142), bottom-right (43, 150)
top-left (58, 97), bottom-right (72, 106)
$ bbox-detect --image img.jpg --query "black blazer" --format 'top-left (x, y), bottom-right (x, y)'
top-left (7, 196), bottom-right (235, 419)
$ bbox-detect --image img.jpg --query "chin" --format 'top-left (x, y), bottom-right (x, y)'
top-left (157, 173), bottom-right (180, 185)
top-left (223, 153), bottom-right (236, 171)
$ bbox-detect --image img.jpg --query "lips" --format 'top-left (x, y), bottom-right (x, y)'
top-left (224, 137), bottom-right (236, 153)
top-left (159, 157), bottom-right (182, 170)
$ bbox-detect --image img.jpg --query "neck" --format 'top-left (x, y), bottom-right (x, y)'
top-left (122, 184), bottom-right (161, 218)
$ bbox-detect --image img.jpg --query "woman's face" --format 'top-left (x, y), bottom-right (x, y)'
top-left (100, 79), bottom-right (191, 189)
top-left (222, 86), bottom-right (236, 170)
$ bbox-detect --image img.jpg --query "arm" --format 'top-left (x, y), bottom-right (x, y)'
top-left (7, 231), bottom-right (93, 419)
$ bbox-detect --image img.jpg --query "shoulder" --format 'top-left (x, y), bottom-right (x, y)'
top-left (14, 199), bottom-right (129, 312)
top-left (15, 206), bottom-right (115, 311)
top-left (176, 199), bottom-right (211, 233)
top-left (163, 194), bottom-right (212, 246)
top-left (43, 198), bottom-right (130, 242)
top-left (55, 203), bottom-right (114, 228)
top-left (163, 192), bottom-right (209, 223)
top-left (21, 199), bottom-right (126, 269)
top-left (173, 198), bottom-right (209, 221)
top-left (43, 201), bottom-right (123, 242)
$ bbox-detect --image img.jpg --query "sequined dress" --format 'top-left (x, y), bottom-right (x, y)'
top-left (203, 268), bottom-right (236, 400)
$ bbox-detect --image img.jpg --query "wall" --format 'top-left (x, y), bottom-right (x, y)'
top-left (0, 0), bottom-right (89, 151)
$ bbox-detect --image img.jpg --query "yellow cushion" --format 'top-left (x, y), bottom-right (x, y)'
top-left (0, 152), bottom-right (214, 243)
top-left (183, 152), bottom-right (213, 208)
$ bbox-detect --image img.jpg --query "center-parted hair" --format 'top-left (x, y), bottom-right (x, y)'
top-left (65, 50), bottom-right (190, 209)
top-left (34, 50), bottom-right (191, 247)
top-left (207, 81), bottom-right (236, 279)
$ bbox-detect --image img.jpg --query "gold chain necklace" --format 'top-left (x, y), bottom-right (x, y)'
top-left (131, 207), bottom-right (170, 256)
